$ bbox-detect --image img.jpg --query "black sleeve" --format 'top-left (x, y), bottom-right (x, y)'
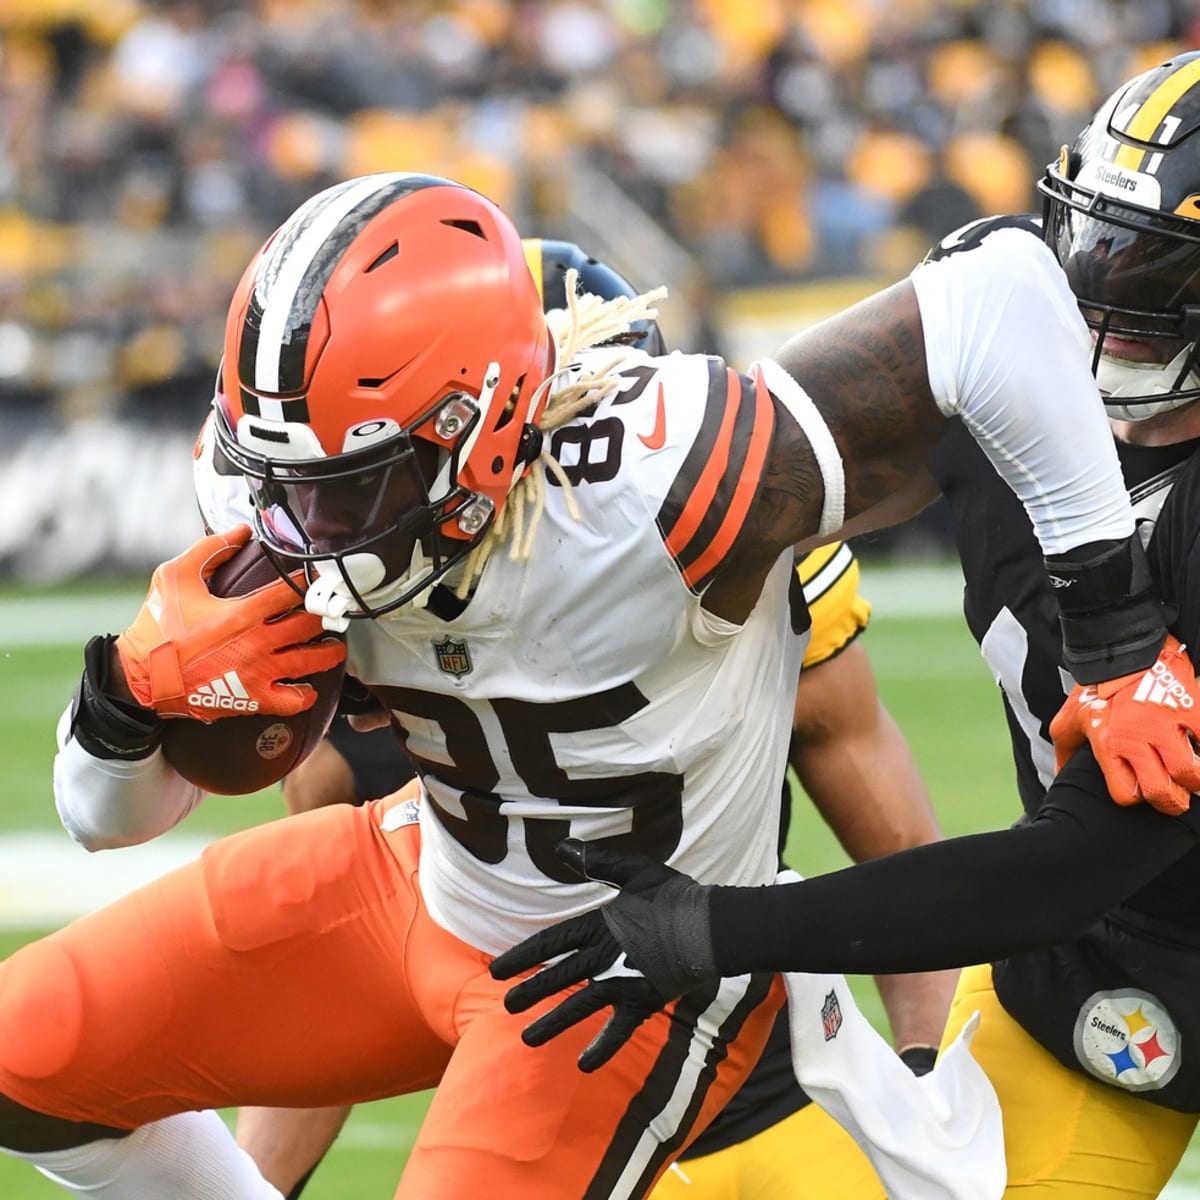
top-left (709, 747), bottom-right (1200, 977)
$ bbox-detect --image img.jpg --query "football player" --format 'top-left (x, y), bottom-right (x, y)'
top-left (234, 244), bottom-right (953, 1200)
top-left (494, 53), bottom-right (1200, 1199)
top-left (1, 162), bottom-right (1197, 1200)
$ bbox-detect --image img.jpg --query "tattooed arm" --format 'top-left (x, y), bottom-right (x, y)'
top-left (773, 279), bottom-right (944, 527)
top-left (704, 281), bottom-right (940, 622)
top-left (705, 232), bottom-right (1136, 629)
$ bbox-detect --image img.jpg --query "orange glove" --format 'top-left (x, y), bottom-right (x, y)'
top-left (1049, 634), bottom-right (1200, 816)
top-left (115, 526), bottom-right (346, 721)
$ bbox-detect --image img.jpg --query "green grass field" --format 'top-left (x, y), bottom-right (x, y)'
top-left (0, 572), bottom-right (1198, 1197)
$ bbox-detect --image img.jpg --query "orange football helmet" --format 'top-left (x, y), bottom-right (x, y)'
top-left (214, 173), bottom-right (554, 618)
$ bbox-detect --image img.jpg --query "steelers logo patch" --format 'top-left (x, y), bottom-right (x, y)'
top-left (1073, 989), bottom-right (1180, 1092)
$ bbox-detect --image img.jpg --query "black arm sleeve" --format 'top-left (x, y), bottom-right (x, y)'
top-left (709, 747), bottom-right (1200, 977)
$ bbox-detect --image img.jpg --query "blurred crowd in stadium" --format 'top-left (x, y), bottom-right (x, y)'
top-left (0, 0), bottom-right (1195, 427)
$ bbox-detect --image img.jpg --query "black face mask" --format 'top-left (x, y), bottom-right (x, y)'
top-left (215, 406), bottom-right (492, 619)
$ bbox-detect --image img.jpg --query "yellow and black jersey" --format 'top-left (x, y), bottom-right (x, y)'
top-left (797, 541), bottom-right (870, 671)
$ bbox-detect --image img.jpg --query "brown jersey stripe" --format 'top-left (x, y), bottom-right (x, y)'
top-left (656, 358), bottom-right (737, 544)
top-left (582, 973), bottom-right (774, 1200)
top-left (676, 370), bottom-right (775, 591)
top-left (662, 364), bottom-right (772, 590)
top-left (627, 972), bottom-right (777, 1198)
top-left (665, 367), bottom-right (754, 581)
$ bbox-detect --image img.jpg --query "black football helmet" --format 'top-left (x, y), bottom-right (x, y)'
top-left (1039, 52), bottom-right (1200, 420)
top-left (522, 238), bottom-right (667, 355)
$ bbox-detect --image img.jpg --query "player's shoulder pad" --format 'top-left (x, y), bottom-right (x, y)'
top-left (921, 213), bottom-right (1043, 265)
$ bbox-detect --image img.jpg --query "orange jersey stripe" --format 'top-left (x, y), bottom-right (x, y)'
top-left (678, 370), bottom-right (775, 590)
top-left (663, 367), bottom-right (742, 560)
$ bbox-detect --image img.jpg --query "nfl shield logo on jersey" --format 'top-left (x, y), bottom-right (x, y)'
top-left (821, 989), bottom-right (843, 1041)
top-left (433, 636), bottom-right (473, 678)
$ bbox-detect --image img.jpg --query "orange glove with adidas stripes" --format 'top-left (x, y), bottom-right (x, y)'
top-left (1050, 635), bottom-right (1200, 817)
top-left (115, 526), bottom-right (346, 721)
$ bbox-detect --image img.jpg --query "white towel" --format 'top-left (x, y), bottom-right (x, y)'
top-left (778, 872), bottom-right (1005, 1199)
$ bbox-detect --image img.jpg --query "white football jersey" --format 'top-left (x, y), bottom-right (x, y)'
top-left (196, 347), bottom-right (809, 953)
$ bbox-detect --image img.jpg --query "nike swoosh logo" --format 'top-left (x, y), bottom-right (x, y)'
top-left (638, 382), bottom-right (667, 450)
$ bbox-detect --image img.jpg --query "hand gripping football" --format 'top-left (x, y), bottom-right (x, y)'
top-left (160, 540), bottom-right (346, 795)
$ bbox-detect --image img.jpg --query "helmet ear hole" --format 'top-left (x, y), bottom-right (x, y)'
top-left (490, 375), bottom-right (526, 434)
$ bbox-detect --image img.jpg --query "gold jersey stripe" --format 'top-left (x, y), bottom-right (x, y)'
top-left (798, 541), bottom-right (852, 601)
top-left (1114, 57), bottom-right (1200, 169)
top-left (797, 542), bottom-right (871, 669)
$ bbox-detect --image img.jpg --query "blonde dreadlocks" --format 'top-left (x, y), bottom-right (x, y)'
top-left (456, 270), bottom-right (668, 595)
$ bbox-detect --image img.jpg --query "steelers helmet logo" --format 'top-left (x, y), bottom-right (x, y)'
top-left (1073, 989), bottom-right (1180, 1092)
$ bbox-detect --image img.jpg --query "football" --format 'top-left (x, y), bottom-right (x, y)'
top-left (160, 540), bottom-right (346, 795)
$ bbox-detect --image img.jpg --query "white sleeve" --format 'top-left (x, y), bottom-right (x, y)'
top-left (53, 705), bottom-right (206, 851)
top-left (911, 228), bottom-right (1134, 555)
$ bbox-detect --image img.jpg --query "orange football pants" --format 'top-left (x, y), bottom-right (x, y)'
top-left (0, 793), bottom-right (783, 1199)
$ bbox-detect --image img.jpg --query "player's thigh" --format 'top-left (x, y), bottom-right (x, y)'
top-left (398, 973), bottom-right (785, 1200)
top-left (652, 1102), bottom-right (886, 1200)
top-left (942, 964), bottom-right (1196, 1198)
top-left (0, 803), bottom-right (448, 1128)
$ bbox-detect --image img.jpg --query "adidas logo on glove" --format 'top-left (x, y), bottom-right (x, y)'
top-left (1133, 659), bottom-right (1195, 710)
top-left (188, 670), bottom-right (260, 713)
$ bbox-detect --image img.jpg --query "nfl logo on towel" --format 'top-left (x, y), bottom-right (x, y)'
top-left (433, 636), bottom-right (473, 678)
top-left (821, 989), bottom-right (843, 1041)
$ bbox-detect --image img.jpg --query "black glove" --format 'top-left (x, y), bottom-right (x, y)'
top-left (489, 838), bottom-right (718, 1072)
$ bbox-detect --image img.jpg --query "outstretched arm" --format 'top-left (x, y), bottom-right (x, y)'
top-left (491, 746), bottom-right (1200, 1067)
top-left (712, 235), bottom-right (1200, 813)
top-left (709, 745), bottom-right (1200, 975)
top-left (703, 281), bottom-right (941, 624)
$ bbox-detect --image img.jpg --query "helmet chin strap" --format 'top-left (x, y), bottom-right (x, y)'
top-left (305, 544), bottom-right (438, 631)
top-left (306, 556), bottom-right (387, 632)
top-left (1097, 344), bottom-right (1200, 421)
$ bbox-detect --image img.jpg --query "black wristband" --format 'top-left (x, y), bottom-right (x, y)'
top-left (69, 635), bottom-right (164, 761)
top-left (898, 1044), bottom-right (938, 1076)
top-left (1045, 534), bottom-right (1166, 684)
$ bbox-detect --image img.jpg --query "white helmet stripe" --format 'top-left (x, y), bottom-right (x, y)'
top-left (253, 174), bottom-right (408, 394)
